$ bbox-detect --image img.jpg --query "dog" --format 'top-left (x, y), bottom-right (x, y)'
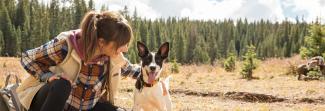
top-left (307, 57), bottom-right (325, 76)
top-left (132, 41), bottom-right (172, 111)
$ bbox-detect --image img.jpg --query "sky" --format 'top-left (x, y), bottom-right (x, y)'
top-left (47, 0), bottom-right (325, 23)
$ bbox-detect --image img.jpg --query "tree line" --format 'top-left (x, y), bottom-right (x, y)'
top-left (0, 0), bottom-right (321, 64)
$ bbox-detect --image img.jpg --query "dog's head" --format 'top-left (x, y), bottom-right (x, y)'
top-left (137, 41), bottom-right (169, 84)
top-left (307, 60), bottom-right (318, 68)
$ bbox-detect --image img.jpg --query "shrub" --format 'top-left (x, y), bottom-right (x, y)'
top-left (224, 53), bottom-right (236, 72)
top-left (240, 45), bottom-right (258, 80)
top-left (171, 59), bottom-right (180, 73)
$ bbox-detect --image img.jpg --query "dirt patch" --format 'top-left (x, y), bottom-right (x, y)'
top-left (170, 89), bottom-right (285, 103)
top-left (171, 89), bottom-right (222, 97)
top-left (167, 89), bottom-right (325, 104)
top-left (223, 91), bottom-right (286, 103)
top-left (294, 98), bottom-right (325, 104)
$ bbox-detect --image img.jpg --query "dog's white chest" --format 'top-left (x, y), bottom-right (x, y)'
top-left (133, 81), bottom-right (172, 111)
top-left (134, 83), bottom-right (165, 103)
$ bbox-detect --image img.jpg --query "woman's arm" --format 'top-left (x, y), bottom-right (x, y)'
top-left (120, 60), bottom-right (141, 79)
top-left (20, 36), bottom-right (68, 82)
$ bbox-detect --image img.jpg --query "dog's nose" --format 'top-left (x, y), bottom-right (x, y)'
top-left (149, 66), bottom-right (156, 71)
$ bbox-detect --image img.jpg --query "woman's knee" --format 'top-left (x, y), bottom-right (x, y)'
top-left (49, 78), bottom-right (72, 94)
top-left (92, 101), bottom-right (118, 111)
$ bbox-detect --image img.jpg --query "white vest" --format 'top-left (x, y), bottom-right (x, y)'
top-left (16, 31), bottom-right (128, 110)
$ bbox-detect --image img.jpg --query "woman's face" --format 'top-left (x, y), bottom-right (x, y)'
top-left (100, 40), bottom-right (129, 58)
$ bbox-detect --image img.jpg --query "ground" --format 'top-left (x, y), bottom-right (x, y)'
top-left (1, 56), bottom-right (325, 111)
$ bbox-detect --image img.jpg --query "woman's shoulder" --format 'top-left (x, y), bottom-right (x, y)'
top-left (23, 30), bottom-right (79, 57)
top-left (55, 29), bottom-right (80, 41)
top-left (21, 30), bottom-right (80, 67)
top-left (46, 30), bottom-right (74, 50)
top-left (52, 29), bottom-right (81, 49)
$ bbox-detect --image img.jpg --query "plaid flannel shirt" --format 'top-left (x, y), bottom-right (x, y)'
top-left (21, 32), bottom-right (140, 111)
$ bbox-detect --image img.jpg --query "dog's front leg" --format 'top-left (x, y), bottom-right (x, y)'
top-left (133, 90), bottom-right (142, 111)
top-left (166, 101), bottom-right (172, 111)
top-left (132, 105), bottom-right (141, 111)
top-left (155, 97), bottom-right (172, 111)
top-left (164, 95), bottom-right (172, 111)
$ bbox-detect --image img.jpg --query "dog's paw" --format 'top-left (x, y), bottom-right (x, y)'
top-left (117, 107), bottom-right (130, 111)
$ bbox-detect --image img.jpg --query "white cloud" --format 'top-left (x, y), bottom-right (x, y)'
top-left (102, 0), bottom-right (288, 22)
top-left (79, 0), bottom-right (325, 22)
top-left (282, 0), bottom-right (325, 22)
top-left (181, 0), bottom-right (244, 20)
top-left (233, 0), bottom-right (286, 22)
top-left (104, 0), bottom-right (161, 19)
top-left (180, 0), bottom-right (287, 22)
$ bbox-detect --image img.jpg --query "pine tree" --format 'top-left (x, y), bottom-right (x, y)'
top-left (121, 6), bottom-right (129, 17)
top-left (240, 45), bottom-right (258, 80)
top-left (15, 0), bottom-right (29, 28)
top-left (227, 40), bottom-right (236, 56)
top-left (0, 0), bottom-right (313, 61)
top-left (193, 36), bottom-right (210, 64)
top-left (0, 4), bottom-right (18, 56)
top-left (133, 7), bottom-right (138, 20)
top-left (224, 53), bottom-right (236, 72)
top-left (175, 32), bottom-right (186, 63)
top-left (149, 28), bottom-right (157, 51)
top-left (40, 4), bottom-right (50, 44)
top-left (0, 31), bottom-right (4, 54)
top-left (73, 0), bottom-right (83, 28)
top-left (49, 0), bottom-right (60, 37)
top-left (4, 0), bottom-right (16, 21)
top-left (100, 5), bottom-right (108, 12)
top-left (21, 20), bottom-right (30, 51)
top-left (16, 27), bottom-right (22, 54)
top-left (88, 0), bottom-right (94, 10)
top-left (30, 0), bottom-right (43, 47)
top-left (300, 23), bottom-right (325, 59)
top-left (171, 59), bottom-right (180, 73)
top-left (129, 50), bottom-right (137, 64)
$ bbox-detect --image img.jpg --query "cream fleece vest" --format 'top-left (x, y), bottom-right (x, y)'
top-left (16, 31), bottom-right (127, 110)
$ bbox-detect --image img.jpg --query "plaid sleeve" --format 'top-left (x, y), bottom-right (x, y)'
top-left (121, 60), bottom-right (141, 79)
top-left (20, 36), bottom-right (68, 82)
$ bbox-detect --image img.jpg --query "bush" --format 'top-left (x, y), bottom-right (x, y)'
top-left (299, 24), bottom-right (325, 59)
top-left (240, 45), bottom-right (258, 80)
top-left (3, 62), bottom-right (6, 68)
top-left (307, 66), bottom-right (323, 79)
top-left (285, 62), bottom-right (297, 75)
top-left (171, 59), bottom-right (180, 73)
top-left (224, 53), bottom-right (236, 72)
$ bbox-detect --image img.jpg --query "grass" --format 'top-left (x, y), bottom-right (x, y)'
top-left (1, 55), bottom-right (325, 110)
top-left (0, 57), bottom-right (28, 88)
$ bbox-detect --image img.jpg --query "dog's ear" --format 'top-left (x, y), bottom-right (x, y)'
top-left (137, 41), bottom-right (149, 57)
top-left (157, 42), bottom-right (169, 59)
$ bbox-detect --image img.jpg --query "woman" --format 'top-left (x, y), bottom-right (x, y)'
top-left (16, 11), bottom-right (140, 111)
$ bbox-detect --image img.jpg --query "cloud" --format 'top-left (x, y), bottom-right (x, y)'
top-left (178, 0), bottom-right (286, 22)
top-left (233, 0), bottom-right (286, 21)
top-left (104, 0), bottom-right (161, 19)
top-left (180, 0), bottom-right (244, 20)
top-left (282, 0), bottom-right (325, 22)
top-left (92, 0), bottom-right (325, 22)
top-left (103, 0), bottom-right (288, 22)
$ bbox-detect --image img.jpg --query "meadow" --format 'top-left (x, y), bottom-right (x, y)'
top-left (1, 56), bottom-right (325, 111)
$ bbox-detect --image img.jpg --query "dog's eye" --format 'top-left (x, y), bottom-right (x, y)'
top-left (144, 58), bottom-right (151, 63)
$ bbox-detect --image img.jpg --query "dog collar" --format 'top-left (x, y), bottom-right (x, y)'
top-left (142, 78), bottom-right (168, 96)
top-left (143, 78), bottom-right (160, 87)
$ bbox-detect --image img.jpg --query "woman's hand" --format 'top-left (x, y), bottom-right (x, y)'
top-left (48, 73), bottom-right (72, 84)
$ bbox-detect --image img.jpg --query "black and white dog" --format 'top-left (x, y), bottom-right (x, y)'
top-left (133, 41), bottom-right (172, 111)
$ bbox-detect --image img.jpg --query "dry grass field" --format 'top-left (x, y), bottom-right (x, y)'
top-left (1, 55), bottom-right (325, 111)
